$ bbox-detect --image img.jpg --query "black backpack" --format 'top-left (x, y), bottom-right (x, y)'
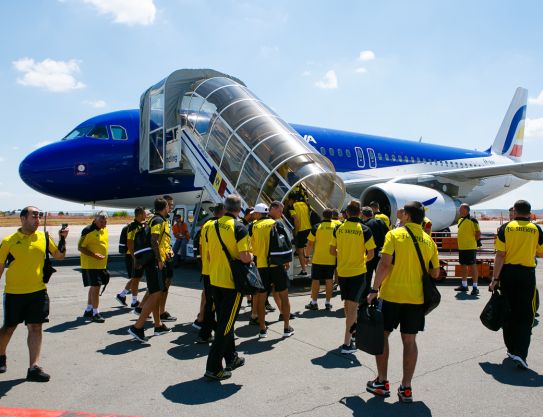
top-left (309, 208), bottom-right (321, 227)
top-left (133, 216), bottom-right (161, 260)
top-left (119, 224), bottom-right (129, 254)
top-left (268, 222), bottom-right (293, 265)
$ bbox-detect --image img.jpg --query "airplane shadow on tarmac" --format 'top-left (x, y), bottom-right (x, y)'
top-left (340, 395), bottom-right (432, 417)
top-left (0, 378), bottom-right (26, 399)
top-left (480, 358), bottom-right (543, 387)
top-left (163, 379), bottom-right (242, 405)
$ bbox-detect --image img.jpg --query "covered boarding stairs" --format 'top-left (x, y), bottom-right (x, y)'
top-left (139, 68), bottom-right (346, 215)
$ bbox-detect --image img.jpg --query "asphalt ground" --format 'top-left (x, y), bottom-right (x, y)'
top-left (0, 257), bottom-right (542, 417)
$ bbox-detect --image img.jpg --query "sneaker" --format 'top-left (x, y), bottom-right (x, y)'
top-left (192, 320), bottom-right (203, 330)
top-left (204, 369), bottom-right (232, 381)
top-left (196, 335), bottom-right (214, 344)
top-left (128, 325), bottom-right (147, 343)
top-left (83, 309), bottom-right (93, 318)
top-left (325, 303), bottom-right (333, 310)
top-left (398, 385), bottom-right (413, 403)
top-left (225, 356), bottom-right (245, 371)
top-left (249, 317), bottom-right (270, 326)
top-left (297, 271), bottom-right (308, 277)
top-left (259, 328), bottom-right (268, 339)
top-left (283, 326), bottom-right (295, 337)
top-left (278, 313), bottom-right (295, 321)
top-left (454, 285), bottom-right (468, 292)
top-left (131, 300), bottom-right (140, 308)
top-left (247, 299), bottom-right (252, 307)
top-left (91, 313), bottom-right (105, 323)
top-left (511, 355), bottom-right (529, 370)
top-left (0, 355), bottom-right (6, 373)
top-left (26, 366), bottom-right (50, 382)
top-left (154, 324), bottom-right (172, 336)
top-left (340, 342), bottom-right (357, 354)
top-left (134, 306), bottom-right (142, 315)
top-left (366, 378), bottom-right (391, 397)
top-left (305, 302), bottom-right (318, 311)
top-left (265, 302), bottom-right (276, 312)
top-left (160, 312), bottom-right (177, 322)
top-left (115, 294), bottom-right (127, 306)
top-left (471, 287), bottom-right (480, 296)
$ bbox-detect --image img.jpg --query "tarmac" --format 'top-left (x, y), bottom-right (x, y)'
top-left (0, 222), bottom-right (542, 416)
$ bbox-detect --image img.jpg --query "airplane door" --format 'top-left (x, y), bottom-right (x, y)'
top-left (355, 147), bottom-right (365, 168)
top-left (367, 148), bottom-right (377, 168)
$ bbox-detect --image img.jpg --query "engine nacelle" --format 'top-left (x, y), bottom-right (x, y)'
top-left (361, 183), bottom-right (460, 231)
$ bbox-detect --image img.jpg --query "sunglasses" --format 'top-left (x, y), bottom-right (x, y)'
top-left (29, 211), bottom-right (44, 219)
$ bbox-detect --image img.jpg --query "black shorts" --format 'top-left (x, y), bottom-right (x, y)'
top-left (144, 262), bottom-right (168, 294)
top-left (82, 269), bottom-right (107, 287)
top-left (295, 230), bottom-right (310, 249)
top-left (381, 299), bottom-right (425, 334)
top-left (459, 250), bottom-right (477, 266)
top-left (311, 264), bottom-right (335, 281)
top-left (125, 255), bottom-right (144, 279)
top-left (3, 290), bottom-right (49, 327)
top-left (338, 274), bottom-right (366, 302)
top-left (163, 258), bottom-right (174, 280)
top-left (258, 266), bottom-right (289, 293)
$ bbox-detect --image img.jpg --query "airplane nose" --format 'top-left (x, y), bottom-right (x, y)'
top-left (19, 146), bottom-right (48, 193)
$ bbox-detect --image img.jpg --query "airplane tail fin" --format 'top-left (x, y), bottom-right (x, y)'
top-left (491, 87), bottom-right (527, 161)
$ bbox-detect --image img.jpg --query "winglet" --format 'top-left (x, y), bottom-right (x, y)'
top-left (491, 87), bottom-right (528, 161)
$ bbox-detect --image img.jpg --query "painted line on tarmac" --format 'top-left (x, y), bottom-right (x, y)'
top-left (0, 407), bottom-right (141, 417)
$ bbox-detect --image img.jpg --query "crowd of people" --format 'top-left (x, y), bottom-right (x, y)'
top-left (0, 194), bottom-right (541, 404)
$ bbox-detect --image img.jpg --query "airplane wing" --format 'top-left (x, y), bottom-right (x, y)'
top-left (340, 160), bottom-right (543, 198)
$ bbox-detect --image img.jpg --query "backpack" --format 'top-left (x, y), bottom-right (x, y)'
top-left (133, 215), bottom-right (162, 260)
top-left (119, 224), bottom-right (129, 254)
top-left (309, 209), bottom-right (321, 227)
top-left (268, 222), bottom-right (293, 265)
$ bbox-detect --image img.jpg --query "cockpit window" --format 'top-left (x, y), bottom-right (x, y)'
top-left (111, 125), bottom-right (128, 140)
top-left (87, 125), bottom-right (109, 139)
top-left (62, 125), bottom-right (93, 140)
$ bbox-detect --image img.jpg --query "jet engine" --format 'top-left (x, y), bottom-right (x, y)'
top-left (361, 183), bottom-right (460, 230)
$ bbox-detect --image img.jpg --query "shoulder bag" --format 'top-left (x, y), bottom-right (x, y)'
top-left (42, 232), bottom-right (57, 284)
top-left (214, 221), bottom-right (264, 295)
top-left (404, 226), bottom-right (441, 315)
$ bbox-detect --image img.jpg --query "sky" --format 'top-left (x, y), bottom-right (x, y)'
top-left (1, 0), bottom-right (543, 211)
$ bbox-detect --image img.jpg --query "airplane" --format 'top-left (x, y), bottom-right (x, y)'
top-left (19, 70), bottom-right (543, 232)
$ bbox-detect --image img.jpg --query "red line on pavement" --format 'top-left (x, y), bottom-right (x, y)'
top-left (0, 407), bottom-right (141, 417)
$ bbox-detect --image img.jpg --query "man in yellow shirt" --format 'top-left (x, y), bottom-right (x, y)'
top-left (78, 211), bottom-right (109, 323)
top-left (455, 203), bottom-right (481, 295)
top-left (370, 201), bottom-right (392, 230)
top-left (0, 206), bottom-right (68, 381)
top-left (330, 201), bottom-right (376, 354)
top-left (306, 208), bottom-right (336, 310)
top-left (205, 194), bottom-right (252, 381)
top-left (489, 200), bottom-right (543, 370)
top-left (289, 194), bottom-right (312, 276)
top-left (367, 201), bottom-right (439, 403)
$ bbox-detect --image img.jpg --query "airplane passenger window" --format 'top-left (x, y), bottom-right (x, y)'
top-left (397, 155), bottom-right (402, 162)
top-left (320, 147), bottom-right (326, 156)
top-left (345, 149), bottom-right (351, 158)
top-left (63, 125), bottom-right (93, 140)
top-left (328, 148), bottom-right (335, 156)
top-left (377, 153), bottom-right (382, 160)
top-left (111, 126), bottom-right (128, 140)
top-left (391, 155), bottom-right (396, 161)
top-left (416, 157), bottom-right (421, 163)
top-left (411, 156), bottom-right (415, 163)
top-left (337, 148), bottom-right (343, 157)
top-left (87, 125), bottom-right (109, 139)
top-left (422, 158), bottom-right (426, 163)
top-left (385, 154), bottom-right (389, 161)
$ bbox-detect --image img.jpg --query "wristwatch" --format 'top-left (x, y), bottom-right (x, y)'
top-left (369, 288), bottom-right (379, 294)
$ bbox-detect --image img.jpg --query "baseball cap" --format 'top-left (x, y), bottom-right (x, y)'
top-left (251, 203), bottom-right (269, 214)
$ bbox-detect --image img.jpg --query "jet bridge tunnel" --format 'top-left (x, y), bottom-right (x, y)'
top-left (139, 69), bottom-right (345, 213)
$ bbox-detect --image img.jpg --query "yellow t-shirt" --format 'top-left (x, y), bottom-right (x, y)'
top-left (79, 222), bottom-right (108, 269)
top-left (200, 218), bottom-right (216, 276)
top-left (495, 219), bottom-right (543, 267)
top-left (374, 213), bottom-right (391, 230)
top-left (0, 229), bottom-right (59, 294)
top-left (249, 217), bottom-right (276, 268)
top-left (126, 220), bottom-right (144, 255)
top-left (307, 220), bottom-right (337, 266)
top-left (457, 216), bottom-right (480, 250)
top-left (206, 214), bottom-right (251, 289)
top-left (150, 215), bottom-right (171, 262)
top-left (330, 218), bottom-right (376, 277)
top-left (290, 201), bottom-right (311, 232)
top-left (379, 223), bottom-right (439, 304)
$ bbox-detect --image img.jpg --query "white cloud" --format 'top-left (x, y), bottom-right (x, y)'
top-left (525, 117), bottom-right (543, 139)
top-left (13, 58), bottom-right (85, 92)
top-left (83, 0), bottom-right (156, 26)
top-left (11, 146), bottom-right (19, 150)
top-left (359, 50), bottom-right (376, 61)
top-left (0, 156), bottom-right (4, 162)
top-left (301, 70), bottom-right (311, 77)
top-left (83, 99), bottom-right (107, 108)
top-left (355, 67), bottom-right (368, 74)
top-left (34, 141), bottom-right (53, 149)
top-left (315, 70), bottom-right (338, 89)
top-left (528, 90), bottom-right (543, 105)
